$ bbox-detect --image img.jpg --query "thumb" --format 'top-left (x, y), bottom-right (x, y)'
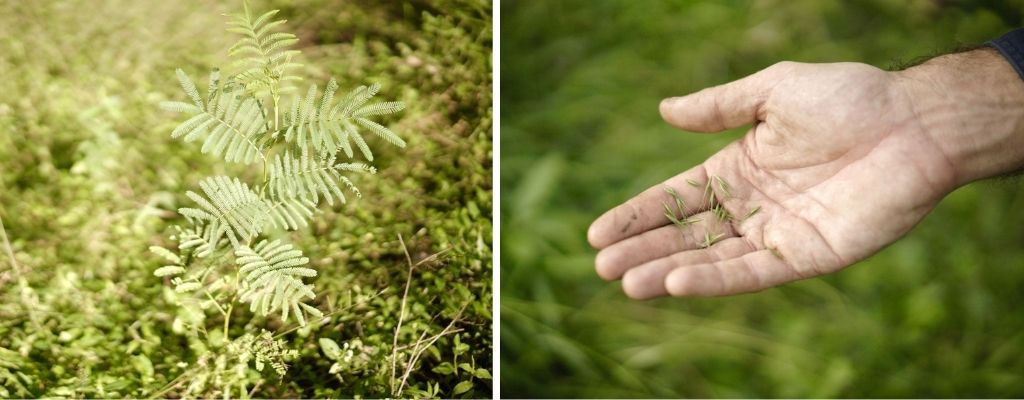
top-left (659, 61), bottom-right (791, 133)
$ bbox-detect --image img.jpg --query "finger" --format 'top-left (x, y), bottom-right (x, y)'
top-left (588, 164), bottom-right (710, 249)
top-left (621, 237), bottom-right (754, 300)
top-left (595, 210), bottom-right (735, 281)
top-left (665, 249), bottom-right (805, 297)
top-left (659, 62), bottom-right (790, 132)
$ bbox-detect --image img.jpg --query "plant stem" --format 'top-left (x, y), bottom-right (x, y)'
top-left (391, 233), bottom-right (416, 395)
top-left (262, 157), bottom-right (269, 189)
top-left (203, 290), bottom-right (228, 317)
top-left (261, 97), bottom-right (280, 188)
top-left (273, 96), bottom-right (280, 132)
top-left (223, 303), bottom-right (233, 338)
top-left (0, 213), bottom-right (20, 276)
top-left (225, 270), bottom-right (241, 339)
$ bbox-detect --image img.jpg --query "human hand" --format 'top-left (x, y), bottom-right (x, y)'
top-left (588, 49), bottom-right (1024, 299)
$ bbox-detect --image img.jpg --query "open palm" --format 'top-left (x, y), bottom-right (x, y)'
top-left (588, 61), bottom-right (959, 299)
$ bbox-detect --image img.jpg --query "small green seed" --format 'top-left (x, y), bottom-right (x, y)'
top-left (663, 202), bottom-right (682, 225)
top-left (742, 205), bottom-right (761, 221)
top-left (714, 176), bottom-right (732, 198)
top-left (712, 203), bottom-right (731, 221)
top-left (701, 231), bottom-right (726, 248)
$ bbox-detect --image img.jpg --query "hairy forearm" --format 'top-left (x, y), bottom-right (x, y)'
top-left (896, 47), bottom-right (1024, 186)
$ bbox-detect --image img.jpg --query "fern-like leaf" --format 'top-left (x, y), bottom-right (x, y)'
top-left (265, 194), bottom-right (317, 231)
top-left (176, 222), bottom-right (225, 257)
top-left (178, 177), bottom-right (269, 249)
top-left (174, 280), bottom-right (203, 293)
top-left (149, 245), bottom-right (181, 264)
top-left (161, 69), bottom-right (267, 164)
top-left (154, 265), bottom-right (186, 277)
top-left (235, 239), bottom-right (323, 325)
top-left (226, 3), bottom-right (301, 99)
top-left (267, 148), bottom-right (375, 206)
top-left (178, 177), bottom-right (317, 250)
top-left (282, 79), bottom-right (405, 160)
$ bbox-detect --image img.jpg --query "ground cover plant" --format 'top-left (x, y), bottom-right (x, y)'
top-left (501, 0), bottom-right (1024, 398)
top-left (0, 0), bottom-right (491, 397)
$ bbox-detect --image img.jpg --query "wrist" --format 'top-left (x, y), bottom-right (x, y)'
top-left (894, 47), bottom-right (1024, 186)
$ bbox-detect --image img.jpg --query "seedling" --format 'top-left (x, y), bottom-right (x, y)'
top-left (146, 4), bottom-right (408, 397)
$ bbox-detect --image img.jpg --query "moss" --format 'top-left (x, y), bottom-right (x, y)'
top-left (0, 0), bottom-right (491, 397)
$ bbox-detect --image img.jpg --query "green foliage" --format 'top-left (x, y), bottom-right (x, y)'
top-left (236, 239), bottom-right (322, 325)
top-left (176, 330), bottom-right (298, 398)
top-left (282, 79), bottom-right (406, 160)
top-left (160, 1), bottom-right (407, 339)
top-left (162, 70), bottom-right (267, 165)
top-left (268, 149), bottom-right (374, 206)
top-left (227, 3), bottom-right (302, 100)
top-left (0, 0), bottom-right (490, 398)
top-left (502, 0), bottom-right (1024, 398)
top-left (179, 176), bottom-right (315, 249)
top-left (150, 2), bottom-right (417, 396)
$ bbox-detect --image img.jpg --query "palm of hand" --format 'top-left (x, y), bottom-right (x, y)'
top-left (589, 62), bottom-right (956, 298)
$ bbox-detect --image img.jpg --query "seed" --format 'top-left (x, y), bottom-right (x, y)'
top-left (686, 179), bottom-right (701, 187)
top-left (663, 202), bottom-right (682, 225)
top-left (742, 205), bottom-right (761, 221)
top-left (712, 203), bottom-right (730, 221)
top-left (701, 231), bottom-right (726, 248)
top-left (713, 176), bottom-right (732, 198)
top-left (703, 181), bottom-right (715, 209)
top-left (663, 186), bottom-right (699, 227)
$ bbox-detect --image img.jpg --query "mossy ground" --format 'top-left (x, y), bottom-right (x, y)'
top-left (0, 0), bottom-right (491, 397)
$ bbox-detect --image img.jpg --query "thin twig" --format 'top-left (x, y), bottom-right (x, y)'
top-left (390, 233), bottom-right (416, 395)
top-left (148, 367), bottom-right (199, 399)
top-left (392, 327), bottom-right (466, 352)
top-left (396, 304), bottom-right (468, 397)
top-left (0, 214), bottom-right (20, 276)
top-left (247, 379), bottom-right (263, 398)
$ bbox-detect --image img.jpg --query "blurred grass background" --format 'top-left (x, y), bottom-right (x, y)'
top-left (0, 0), bottom-right (490, 397)
top-left (500, 0), bottom-right (1024, 397)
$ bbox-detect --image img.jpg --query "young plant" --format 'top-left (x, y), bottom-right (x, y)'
top-left (149, 2), bottom-right (405, 396)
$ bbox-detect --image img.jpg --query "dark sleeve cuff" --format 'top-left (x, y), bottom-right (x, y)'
top-left (987, 28), bottom-right (1024, 81)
